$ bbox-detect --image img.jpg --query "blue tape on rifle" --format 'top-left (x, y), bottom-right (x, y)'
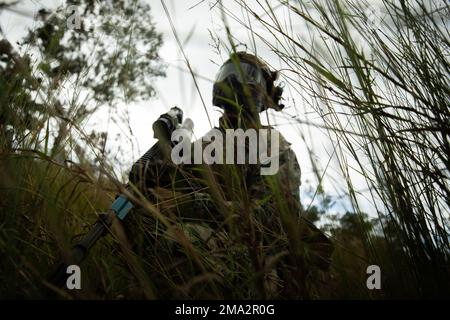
top-left (111, 195), bottom-right (134, 220)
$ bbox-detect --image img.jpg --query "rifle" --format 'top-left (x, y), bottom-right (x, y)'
top-left (47, 106), bottom-right (186, 291)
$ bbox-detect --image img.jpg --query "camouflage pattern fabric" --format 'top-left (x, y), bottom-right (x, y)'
top-left (122, 119), bottom-right (333, 298)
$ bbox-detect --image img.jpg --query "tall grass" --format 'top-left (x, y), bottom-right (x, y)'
top-left (0, 0), bottom-right (448, 299)
top-left (220, 0), bottom-right (449, 298)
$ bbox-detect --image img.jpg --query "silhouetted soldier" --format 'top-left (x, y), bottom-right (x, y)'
top-left (125, 52), bottom-right (333, 299)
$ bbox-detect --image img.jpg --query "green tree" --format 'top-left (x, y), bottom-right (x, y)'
top-left (0, 0), bottom-right (165, 155)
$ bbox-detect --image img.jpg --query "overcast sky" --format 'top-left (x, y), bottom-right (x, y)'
top-left (0, 0), bottom-right (390, 216)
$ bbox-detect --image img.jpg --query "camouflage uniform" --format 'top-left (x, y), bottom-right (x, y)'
top-left (124, 115), bottom-right (333, 299)
top-left (124, 51), bottom-right (332, 298)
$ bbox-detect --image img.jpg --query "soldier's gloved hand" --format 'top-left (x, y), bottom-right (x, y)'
top-left (177, 118), bottom-right (194, 143)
